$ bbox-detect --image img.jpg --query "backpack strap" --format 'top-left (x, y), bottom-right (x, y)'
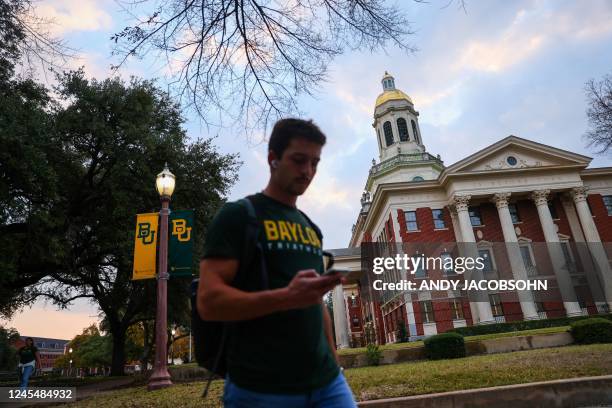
top-left (237, 196), bottom-right (269, 289)
top-left (298, 209), bottom-right (323, 243)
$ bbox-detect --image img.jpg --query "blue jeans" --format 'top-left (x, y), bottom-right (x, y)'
top-left (20, 365), bottom-right (34, 390)
top-left (224, 373), bottom-right (357, 408)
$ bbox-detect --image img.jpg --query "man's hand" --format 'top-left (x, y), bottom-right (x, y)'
top-left (283, 269), bottom-right (341, 310)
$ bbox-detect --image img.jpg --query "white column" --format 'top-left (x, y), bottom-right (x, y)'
top-left (451, 195), bottom-right (495, 324)
top-left (332, 284), bottom-right (350, 348)
top-left (531, 190), bottom-right (582, 317)
top-left (403, 293), bottom-right (417, 337)
top-left (449, 204), bottom-right (481, 324)
top-left (571, 187), bottom-right (612, 312)
top-left (492, 193), bottom-right (539, 320)
top-left (561, 194), bottom-right (607, 311)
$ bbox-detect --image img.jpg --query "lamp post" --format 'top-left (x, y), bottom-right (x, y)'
top-left (170, 329), bottom-right (176, 365)
top-left (147, 164), bottom-right (175, 391)
top-left (68, 348), bottom-right (73, 376)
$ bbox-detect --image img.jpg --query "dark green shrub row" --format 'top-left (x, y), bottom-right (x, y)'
top-left (570, 318), bottom-right (612, 344)
top-left (450, 313), bottom-right (612, 337)
top-left (424, 333), bottom-right (465, 360)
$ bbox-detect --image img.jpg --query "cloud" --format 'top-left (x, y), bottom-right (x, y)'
top-left (454, 2), bottom-right (612, 73)
top-left (35, 0), bottom-right (113, 35)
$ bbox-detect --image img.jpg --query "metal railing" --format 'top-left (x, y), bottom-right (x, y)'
top-left (370, 153), bottom-right (443, 176)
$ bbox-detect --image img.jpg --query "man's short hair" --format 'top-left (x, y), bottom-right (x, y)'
top-left (269, 118), bottom-right (326, 158)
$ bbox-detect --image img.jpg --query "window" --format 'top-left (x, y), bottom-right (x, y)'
top-left (441, 252), bottom-right (454, 275)
top-left (507, 156), bottom-right (517, 166)
top-left (478, 249), bottom-right (494, 273)
top-left (432, 209), bottom-right (446, 229)
top-left (603, 196), bottom-right (612, 216)
top-left (383, 121), bottom-right (394, 146)
top-left (420, 300), bottom-right (435, 323)
top-left (560, 241), bottom-right (576, 272)
top-left (520, 245), bottom-right (536, 276)
top-left (414, 255), bottom-right (427, 278)
top-left (404, 211), bottom-right (418, 231)
top-left (397, 118), bottom-right (409, 141)
top-left (450, 298), bottom-right (464, 320)
top-left (377, 228), bottom-right (387, 243)
top-left (548, 202), bottom-right (559, 219)
top-left (412, 176), bottom-right (424, 182)
top-left (352, 317), bottom-right (360, 328)
top-left (411, 120), bottom-right (419, 143)
top-left (508, 204), bottom-right (520, 223)
top-left (469, 206), bottom-right (482, 226)
top-left (489, 294), bottom-right (504, 317)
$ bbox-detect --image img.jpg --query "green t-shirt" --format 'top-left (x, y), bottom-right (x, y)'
top-left (202, 193), bottom-right (339, 393)
top-left (18, 345), bottom-right (38, 365)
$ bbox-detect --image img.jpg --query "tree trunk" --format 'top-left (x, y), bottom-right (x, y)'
top-left (110, 326), bottom-right (127, 376)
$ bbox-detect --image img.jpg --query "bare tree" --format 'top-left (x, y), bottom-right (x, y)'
top-left (112, 0), bottom-right (417, 131)
top-left (585, 73), bottom-right (612, 154)
top-left (0, 0), bottom-right (74, 79)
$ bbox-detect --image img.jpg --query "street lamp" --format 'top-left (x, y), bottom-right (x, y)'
top-left (68, 348), bottom-right (73, 376)
top-left (147, 164), bottom-right (175, 391)
top-left (170, 329), bottom-right (176, 365)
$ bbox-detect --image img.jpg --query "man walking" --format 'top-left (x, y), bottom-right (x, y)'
top-left (197, 118), bottom-right (356, 407)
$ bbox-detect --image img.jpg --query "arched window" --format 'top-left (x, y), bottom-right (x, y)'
top-left (383, 121), bottom-right (394, 146)
top-left (412, 176), bottom-right (424, 181)
top-left (397, 118), bottom-right (409, 142)
top-left (411, 120), bottom-right (420, 143)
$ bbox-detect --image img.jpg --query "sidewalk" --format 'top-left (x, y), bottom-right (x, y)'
top-left (357, 374), bottom-right (612, 408)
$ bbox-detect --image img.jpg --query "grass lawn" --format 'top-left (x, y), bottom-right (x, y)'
top-left (62, 343), bottom-right (612, 407)
top-left (338, 325), bottom-right (570, 355)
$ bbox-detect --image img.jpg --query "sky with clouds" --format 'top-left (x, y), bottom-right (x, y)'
top-left (4, 0), bottom-right (612, 338)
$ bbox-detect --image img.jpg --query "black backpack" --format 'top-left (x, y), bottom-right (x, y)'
top-left (190, 195), bottom-right (322, 397)
top-left (190, 196), bottom-right (267, 396)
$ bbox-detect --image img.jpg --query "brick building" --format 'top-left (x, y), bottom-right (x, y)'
top-left (330, 72), bottom-right (612, 348)
top-left (12, 336), bottom-right (70, 372)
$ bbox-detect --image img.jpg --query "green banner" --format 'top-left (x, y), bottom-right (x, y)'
top-left (169, 209), bottom-right (194, 277)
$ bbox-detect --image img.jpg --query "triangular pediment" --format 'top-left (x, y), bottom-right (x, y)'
top-left (446, 136), bottom-right (591, 174)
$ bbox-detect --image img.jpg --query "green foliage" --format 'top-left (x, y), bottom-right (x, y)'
top-left (570, 318), bottom-right (612, 344)
top-left (0, 325), bottom-right (20, 370)
top-left (365, 343), bottom-right (382, 366)
top-left (450, 313), bottom-right (612, 337)
top-left (396, 320), bottom-right (408, 343)
top-left (2, 68), bottom-right (240, 374)
top-left (424, 333), bottom-right (465, 360)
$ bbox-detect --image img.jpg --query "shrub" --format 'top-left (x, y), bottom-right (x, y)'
top-left (570, 318), bottom-right (612, 344)
top-left (365, 343), bottom-right (382, 366)
top-left (450, 313), bottom-right (612, 337)
top-left (424, 332), bottom-right (465, 360)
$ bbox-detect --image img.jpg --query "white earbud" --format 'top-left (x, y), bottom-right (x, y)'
top-left (271, 160), bottom-right (279, 168)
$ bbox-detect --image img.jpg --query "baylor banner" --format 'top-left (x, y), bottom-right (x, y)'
top-left (132, 213), bottom-right (159, 280)
top-left (169, 209), bottom-right (194, 277)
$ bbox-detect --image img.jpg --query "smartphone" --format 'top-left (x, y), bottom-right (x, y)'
top-left (322, 267), bottom-right (351, 276)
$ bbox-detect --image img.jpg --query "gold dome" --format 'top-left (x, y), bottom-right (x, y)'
top-left (375, 89), bottom-right (413, 108)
